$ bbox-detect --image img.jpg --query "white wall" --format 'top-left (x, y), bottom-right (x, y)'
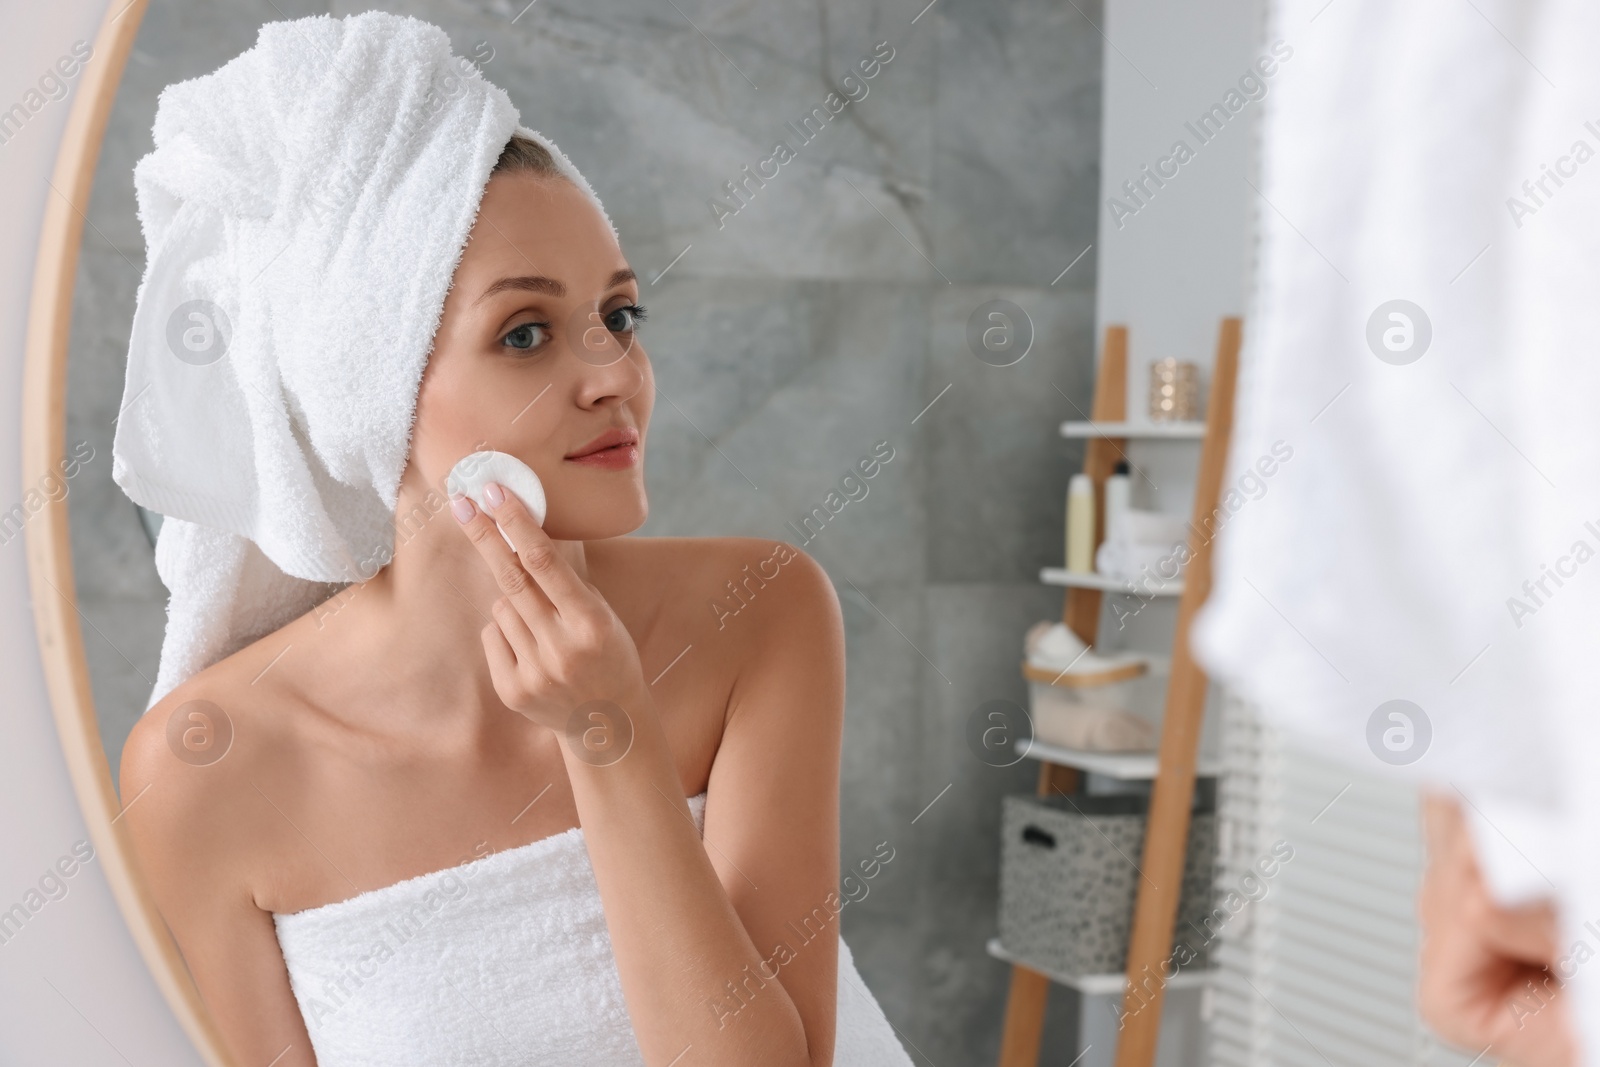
top-left (1077, 0), bottom-right (1266, 1063)
top-left (0, 2), bottom-right (208, 1064)
top-left (1095, 0), bottom-right (1265, 428)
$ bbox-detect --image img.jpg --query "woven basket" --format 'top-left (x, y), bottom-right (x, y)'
top-left (998, 791), bottom-right (1216, 977)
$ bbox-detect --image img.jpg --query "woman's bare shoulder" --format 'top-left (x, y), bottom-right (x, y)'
top-left (118, 582), bottom-right (346, 793)
top-left (600, 533), bottom-right (820, 582)
top-left (118, 652), bottom-right (305, 894)
top-left (601, 535), bottom-right (838, 628)
top-left (638, 539), bottom-right (841, 678)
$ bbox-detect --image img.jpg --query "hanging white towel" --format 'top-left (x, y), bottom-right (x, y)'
top-left (1191, 0), bottom-right (1600, 1060)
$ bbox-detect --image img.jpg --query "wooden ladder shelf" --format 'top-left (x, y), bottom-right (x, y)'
top-left (995, 317), bottom-right (1241, 1067)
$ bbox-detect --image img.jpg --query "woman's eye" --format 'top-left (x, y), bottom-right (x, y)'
top-left (503, 322), bottom-right (547, 351)
top-left (603, 303), bottom-right (648, 334)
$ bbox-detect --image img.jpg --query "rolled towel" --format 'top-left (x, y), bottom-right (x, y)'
top-left (1022, 621), bottom-right (1144, 683)
top-left (1094, 507), bottom-right (1191, 583)
top-left (1095, 540), bottom-right (1188, 584)
top-left (1024, 619), bottom-right (1088, 669)
top-left (1120, 507), bottom-right (1189, 545)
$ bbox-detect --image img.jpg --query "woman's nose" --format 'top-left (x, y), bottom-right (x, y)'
top-left (565, 312), bottom-right (644, 404)
top-left (566, 306), bottom-right (634, 368)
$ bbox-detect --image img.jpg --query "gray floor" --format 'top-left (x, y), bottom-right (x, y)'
top-left (68, 1), bottom-right (1103, 1061)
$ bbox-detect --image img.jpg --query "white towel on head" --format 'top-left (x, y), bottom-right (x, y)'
top-left (111, 11), bottom-right (617, 709)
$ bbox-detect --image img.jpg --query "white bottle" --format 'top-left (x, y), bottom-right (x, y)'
top-left (1103, 460), bottom-right (1132, 546)
top-left (1066, 473), bottom-right (1094, 573)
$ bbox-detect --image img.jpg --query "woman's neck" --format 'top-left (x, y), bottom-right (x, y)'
top-left (291, 487), bottom-right (591, 738)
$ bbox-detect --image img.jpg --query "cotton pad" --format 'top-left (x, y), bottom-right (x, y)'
top-left (447, 452), bottom-right (547, 547)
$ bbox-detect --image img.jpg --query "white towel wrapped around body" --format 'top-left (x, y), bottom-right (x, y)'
top-left (272, 793), bottom-right (916, 1066)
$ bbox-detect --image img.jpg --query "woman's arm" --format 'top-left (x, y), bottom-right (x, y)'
top-left (120, 693), bottom-right (320, 1067)
top-left (459, 492), bottom-right (843, 1067)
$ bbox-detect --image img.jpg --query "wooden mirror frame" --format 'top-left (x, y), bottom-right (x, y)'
top-left (22, 1), bottom-right (238, 1063)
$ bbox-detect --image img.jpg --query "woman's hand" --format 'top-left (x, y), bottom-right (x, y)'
top-left (1418, 792), bottom-right (1577, 1066)
top-left (451, 482), bottom-right (647, 735)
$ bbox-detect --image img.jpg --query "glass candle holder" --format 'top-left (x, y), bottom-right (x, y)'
top-left (1147, 358), bottom-right (1199, 422)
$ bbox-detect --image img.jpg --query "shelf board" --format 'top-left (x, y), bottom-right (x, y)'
top-left (1021, 658), bottom-right (1146, 689)
top-left (1060, 420), bottom-right (1205, 439)
top-left (1040, 567), bottom-right (1185, 597)
top-left (985, 938), bottom-right (1211, 995)
top-left (1017, 737), bottom-right (1222, 780)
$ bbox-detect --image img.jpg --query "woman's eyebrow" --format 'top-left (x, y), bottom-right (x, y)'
top-left (475, 275), bottom-right (564, 304)
top-left (473, 268), bottom-right (637, 307)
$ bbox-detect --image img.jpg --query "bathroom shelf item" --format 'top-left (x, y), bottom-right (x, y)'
top-left (1060, 420), bottom-right (1205, 439)
top-left (994, 318), bottom-right (1241, 1067)
top-left (1014, 738), bottom-right (1222, 781)
top-left (1039, 567), bottom-right (1184, 597)
top-left (1020, 658), bottom-right (1145, 689)
top-left (985, 938), bottom-right (1211, 995)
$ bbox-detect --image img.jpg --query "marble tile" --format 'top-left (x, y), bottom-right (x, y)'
top-left (77, 595), bottom-right (165, 788)
top-left (833, 613), bottom-right (923, 1035)
top-left (836, 582), bottom-right (926, 857)
top-left (924, 284), bottom-right (1098, 583)
top-left (638, 278), bottom-right (928, 587)
top-left (876, 580), bottom-right (1072, 1061)
top-left (932, 0), bottom-right (1104, 289)
top-left (353, 0), bottom-right (939, 281)
top-left (832, 578), bottom-right (929, 1042)
top-left (838, 903), bottom-right (919, 1036)
top-left (914, 579), bottom-right (1064, 867)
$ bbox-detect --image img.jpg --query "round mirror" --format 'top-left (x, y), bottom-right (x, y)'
top-left (27, 1), bottom-right (1107, 1064)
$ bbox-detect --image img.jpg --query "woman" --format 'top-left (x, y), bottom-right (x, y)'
top-left (115, 12), bottom-right (911, 1067)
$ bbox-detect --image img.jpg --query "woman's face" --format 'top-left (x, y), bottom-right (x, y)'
top-left (408, 169), bottom-right (652, 541)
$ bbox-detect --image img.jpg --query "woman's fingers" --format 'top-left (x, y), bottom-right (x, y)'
top-left (1424, 795), bottom-right (1559, 961)
top-left (491, 596), bottom-right (540, 665)
top-left (1418, 792), bottom-right (1577, 1065)
top-left (452, 490), bottom-right (557, 626)
top-left (480, 617), bottom-right (534, 709)
top-left (1481, 897), bottom-right (1561, 964)
top-left (480, 617), bottom-right (520, 680)
top-left (453, 481), bottom-right (637, 723)
top-left (476, 484), bottom-right (595, 620)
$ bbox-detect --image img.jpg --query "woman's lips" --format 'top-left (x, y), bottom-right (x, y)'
top-left (565, 427), bottom-right (640, 470)
top-left (566, 442), bottom-right (639, 470)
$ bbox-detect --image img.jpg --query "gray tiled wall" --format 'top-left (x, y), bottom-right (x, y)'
top-left (67, 0), bottom-right (1103, 1062)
